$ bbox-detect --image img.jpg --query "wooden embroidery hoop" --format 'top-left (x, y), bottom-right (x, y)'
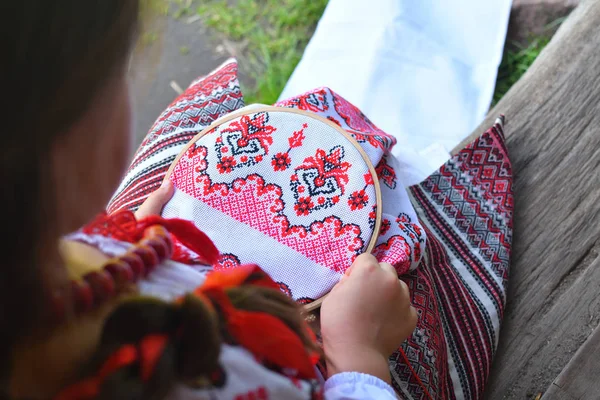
top-left (163, 106), bottom-right (383, 312)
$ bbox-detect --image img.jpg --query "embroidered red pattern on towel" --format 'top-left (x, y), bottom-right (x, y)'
top-left (276, 88), bottom-right (425, 274)
top-left (107, 60), bottom-right (511, 399)
top-left (291, 145), bottom-right (351, 214)
top-left (107, 60), bottom-right (244, 214)
top-left (171, 143), bottom-right (366, 274)
top-left (391, 120), bottom-right (513, 400)
top-left (216, 112), bottom-right (275, 172)
top-left (164, 107), bottom-right (384, 301)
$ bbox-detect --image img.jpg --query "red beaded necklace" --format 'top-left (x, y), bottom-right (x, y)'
top-left (53, 211), bottom-right (219, 323)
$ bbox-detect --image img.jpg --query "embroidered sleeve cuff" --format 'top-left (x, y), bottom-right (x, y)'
top-left (324, 372), bottom-right (397, 399)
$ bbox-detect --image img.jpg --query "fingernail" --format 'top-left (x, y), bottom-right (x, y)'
top-left (160, 178), bottom-right (172, 188)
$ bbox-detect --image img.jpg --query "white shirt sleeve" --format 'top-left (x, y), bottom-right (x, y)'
top-left (324, 372), bottom-right (397, 399)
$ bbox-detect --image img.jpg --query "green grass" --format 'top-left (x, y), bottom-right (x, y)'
top-left (492, 17), bottom-right (567, 105)
top-left (492, 37), bottom-right (550, 105)
top-left (193, 0), bottom-right (328, 104)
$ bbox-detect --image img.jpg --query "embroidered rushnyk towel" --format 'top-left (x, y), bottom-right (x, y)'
top-left (160, 105), bottom-right (425, 304)
top-left (107, 59), bottom-right (513, 400)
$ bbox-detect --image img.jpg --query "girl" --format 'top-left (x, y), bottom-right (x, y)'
top-left (3, 1), bottom-right (514, 399)
top-left (2, 1), bottom-right (416, 398)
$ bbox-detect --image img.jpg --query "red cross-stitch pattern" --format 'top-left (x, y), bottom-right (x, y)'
top-left (171, 147), bottom-right (364, 273)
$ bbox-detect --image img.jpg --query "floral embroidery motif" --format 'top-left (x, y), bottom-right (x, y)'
top-left (380, 219), bottom-right (391, 235)
top-left (368, 205), bottom-right (378, 230)
top-left (348, 189), bottom-right (369, 210)
top-left (216, 253), bottom-right (241, 269)
top-left (351, 130), bottom-right (391, 151)
top-left (271, 123), bottom-right (307, 172)
top-left (290, 146), bottom-right (351, 215)
top-left (216, 112), bottom-right (276, 173)
top-left (217, 155), bottom-right (236, 173)
top-left (348, 173), bottom-right (376, 212)
top-left (174, 146), bottom-right (366, 273)
top-left (277, 282), bottom-right (293, 298)
top-left (167, 103), bottom-right (422, 312)
top-left (294, 197), bottom-right (315, 216)
top-left (396, 213), bottom-right (426, 263)
top-left (279, 89), bottom-right (329, 113)
top-left (375, 154), bottom-right (397, 189)
top-left (272, 152), bottom-right (291, 171)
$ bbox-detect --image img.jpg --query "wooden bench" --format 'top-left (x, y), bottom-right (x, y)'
top-left (454, 0), bottom-right (600, 398)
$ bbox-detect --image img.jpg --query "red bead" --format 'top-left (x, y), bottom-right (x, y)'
top-left (84, 270), bottom-right (116, 303)
top-left (72, 280), bottom-right (94, 313)
top-left (145, 227), bottom-right (173, 259)
top-left (120, 252), bottom-right (144, 279)
top-left (143, 237), bottom-right (169, 260)
top-left (133, 245), bottom-right (159, 276)
top-left (164, 236), bottom-right (174, 258)
top-left (104, 260), bottom-right (134, 284)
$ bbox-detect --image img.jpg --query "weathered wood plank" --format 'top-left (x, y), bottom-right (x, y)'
top-left (487, 236), bottom-right (600, 399)
top-left (449, 0), bottom-right (600, 398)
top-left (542, 311), bottom-right (600, 400)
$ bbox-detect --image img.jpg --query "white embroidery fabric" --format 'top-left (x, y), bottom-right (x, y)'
top-left (163, 107), bottom-right (426, 302)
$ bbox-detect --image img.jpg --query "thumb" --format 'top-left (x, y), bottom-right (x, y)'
top-left (134, 179), bottom-right (175, 219)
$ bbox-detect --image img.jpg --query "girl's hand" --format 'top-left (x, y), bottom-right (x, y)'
top-left (320, 254), bottom-right (417, 384)
top-left (134, 180), bottom-right (174, 219)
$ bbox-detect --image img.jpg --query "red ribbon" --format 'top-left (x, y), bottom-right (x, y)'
top-left (136, 215), bottom-right (219, 265)
top-left (199, 264), bottom-right (317, 380)
top-left (82, 211), bottom-right (220, 266)
top-left (54, 265), bottom-right (317, 400)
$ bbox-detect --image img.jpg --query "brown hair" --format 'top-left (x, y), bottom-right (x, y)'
top-left (86, 287), bottom-right (317, 399)
top-left (0, 0), bottom-right (139, 386)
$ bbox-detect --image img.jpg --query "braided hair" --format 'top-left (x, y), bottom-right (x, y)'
top-left (75, 284), bottom-right (317, 399)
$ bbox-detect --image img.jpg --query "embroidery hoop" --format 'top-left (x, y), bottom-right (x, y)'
top-left (164, 106), bottom-right (383, 311)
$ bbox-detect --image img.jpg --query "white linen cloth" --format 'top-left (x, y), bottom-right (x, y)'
top-left (280, 0), bottom-right (512, 185)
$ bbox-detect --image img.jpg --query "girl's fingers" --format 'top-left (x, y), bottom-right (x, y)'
top-left (379, 262), bottom-right (398, 278)
top-left (134, 180), bottom-right (174, 219)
